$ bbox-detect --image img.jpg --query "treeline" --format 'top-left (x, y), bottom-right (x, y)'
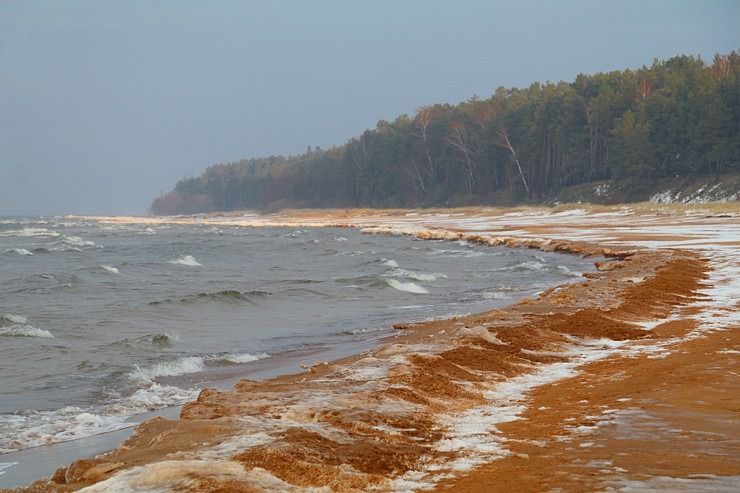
top-left (151, 52), bottom-right (739, 214)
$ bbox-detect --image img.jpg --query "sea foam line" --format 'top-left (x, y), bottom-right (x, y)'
top-left (0, 383), bottom-right (200, 454)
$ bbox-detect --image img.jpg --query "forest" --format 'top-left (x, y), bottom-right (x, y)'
top-left (150, 52), bottom-right (739, 215)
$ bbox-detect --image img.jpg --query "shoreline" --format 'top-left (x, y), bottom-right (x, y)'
top-left (4, 204), bottom-right (739, 492)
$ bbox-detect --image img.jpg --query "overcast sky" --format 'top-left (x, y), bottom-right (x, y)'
top-left (1, 1), bottom-right (737, 216)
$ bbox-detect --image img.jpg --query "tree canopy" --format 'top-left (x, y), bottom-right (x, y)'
top-left (151, 52), bottom-right (739, 215)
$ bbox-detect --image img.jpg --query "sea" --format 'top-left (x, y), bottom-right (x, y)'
top-left (0, 216), bottom-right (592, 466)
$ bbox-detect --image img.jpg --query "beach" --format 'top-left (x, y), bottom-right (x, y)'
top-left (4, 204), bottom-right (739, 492)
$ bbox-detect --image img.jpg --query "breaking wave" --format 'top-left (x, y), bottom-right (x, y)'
top-left (0, 228), bottom-right (60, 238)
top-left (0, 314), bottom-right (54, 338)
top-left (385, 279), bottom-right (429, 294)
top-left (4, 248), bottom-right (33, 256)
top-left (130, 356), bottom-right (205, 382)
top-left (149, 290), bottom-right (269, 306)
top-left (386, 267), bottom-right (447, 282)
top-left (0, 383), bottom-right (199, 453)
top-left (130, 352), bottom-right (271, 383)
top-left (168, 255), bottom-right (202, 266)
top-left (220, 352), bottom-right (270, 364)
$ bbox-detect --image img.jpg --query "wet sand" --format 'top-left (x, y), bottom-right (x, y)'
top-left (4, 204), bottom-right (739, 492)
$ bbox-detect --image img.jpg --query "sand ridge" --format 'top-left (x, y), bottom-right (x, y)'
top-left (7, 204), bottom-right (739, 492)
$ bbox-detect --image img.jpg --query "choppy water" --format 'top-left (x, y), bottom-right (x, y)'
top-left (0, 216), bottom-right (592, 454)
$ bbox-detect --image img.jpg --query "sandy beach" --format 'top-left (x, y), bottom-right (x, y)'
top-left (4, 204), bottom-right (739, 492)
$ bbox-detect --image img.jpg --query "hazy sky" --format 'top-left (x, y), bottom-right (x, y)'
top-left (1, 1), bottom-right (737, 216)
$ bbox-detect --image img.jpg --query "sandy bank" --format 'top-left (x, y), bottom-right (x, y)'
top-left (6, 204), bottom-right (739, 492)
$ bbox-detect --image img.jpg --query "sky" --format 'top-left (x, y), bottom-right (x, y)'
top-left (1, 1), bottom-right (738, 216)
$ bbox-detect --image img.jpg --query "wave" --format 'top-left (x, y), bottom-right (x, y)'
top-left (168, 255), bottom-right (201, 266)
top-left (0, 383), bottom-right (199, 454)
top-left (63, 235), bottom-right (96, 247)
top-left (130, 351), bottom-right (271, 383)
top-left (105, 332), bottom-right (182, 351)
top-left (219, 352), bottom-right (270, 364)
top-left (385, 279), bottom-right (429, 294)
top-left (149, 290), bottom-right (268, 306)
top-left (100, 225), bottom-right (157, 235)
top-left (0, 314), bottom-right (54, 338)
top-left (49, 244), bottom-right (82, 252)
top-left (0, 227), bottom-right (60, 238)
top-left (386, 267), bottom-right (447, 282)
top-left (492, 257), bottom-right (549, 273)
top-left (4, 248), bottom-right (33, 256)
top-left (556, 265), bottom-right (582, 277)
top-left (428, 247), bottom-right (485, 258)
top-left (100, 265), bottom-right (120, 274)
top-left (151, 332), bottom-right (179, 348)
top-left (130, 356), bottom-right (205, 382)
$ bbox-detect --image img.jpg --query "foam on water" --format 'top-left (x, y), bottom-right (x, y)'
top-left (220, 352), bottom-right (270, 364)
top-left (0, 314), bottom-right (54, 338)
top-left (556, 265), bottom-right (582, 277)
top-left (168, 255), bottom-right (202, 266)
top-left (0, 383), bottom-right (199, 453)
top-left (4, 248), bottom-right (33, 256)
top-left (130, 352), bottom-right (271, 383)
top-left (386, 266), bottom-right (448, 282)
top-left (130, 356), bottom-right (205, 383)
top-left (0, 228), bottom-right (60, 238)
top-left (385, 279), bottom-right (429, 294)
top-left (0, 462), bottom-right (17, 477)
top-left (382, 258), bottom-right (399, 267)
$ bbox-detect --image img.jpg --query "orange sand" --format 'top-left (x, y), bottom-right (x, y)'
top-left (6, 204), bottom-right (739, 492)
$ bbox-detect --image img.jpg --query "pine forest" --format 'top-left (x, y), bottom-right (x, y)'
top-left (150, 53), bottom-right (739, 214)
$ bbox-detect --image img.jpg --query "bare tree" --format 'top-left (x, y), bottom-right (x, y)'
top-left (447, 120), bottom-right (479, 199)
top-left (498, 129), bottom-right (530, 194)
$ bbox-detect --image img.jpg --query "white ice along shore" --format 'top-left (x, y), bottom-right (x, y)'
top-left (11, 208), bottom-right (737, 492)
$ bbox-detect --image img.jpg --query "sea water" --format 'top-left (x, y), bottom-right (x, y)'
top-left (0, 216), bottom-right (591, 459)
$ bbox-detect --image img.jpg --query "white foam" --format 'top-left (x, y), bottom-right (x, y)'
top-left (387, 267), bottom-right (447, 282)
top-left (0, 314), bottom-right (54, 338)
top-left (430, 247), bottom-right (484, 258)
top-left (168, 255), bottom-right (202, 266)
top-left (5, 248), bottom-right (33, 256)
top-left (130, 356), bottom-right (205, 382)
top-left (385, 279), bottom-right (429, 294)
top-left (0, 462), bottom-right (18, 477)
top-left (382, 258), bottom-right (399, 267)
top-left (556, 265), bottom-right (581, 277)
top-left (60, 235), bottom-right (97, 248)
top-left (479, 291), bottom-right (509, 300)
top-left (2, 313), bottom-right (27, 325)
top-left (0, 325), bottom-right (55, 338)
top-left (0, 228), bottom-right (59, 238)
top-left (516, 260), bottom-right (548, 271)
top-left (0, 383), bottom-right (198, 453)
top-left (220, 352), bottom-right (270, 364)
